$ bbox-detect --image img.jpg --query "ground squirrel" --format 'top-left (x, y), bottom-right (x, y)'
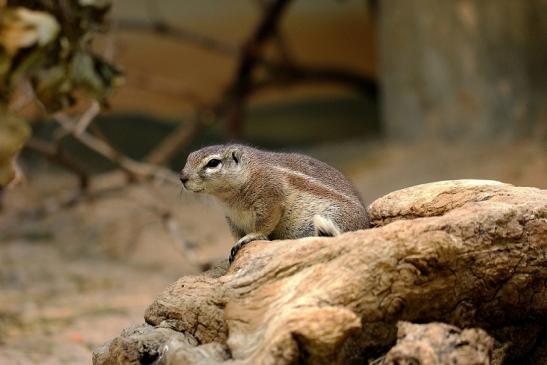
top-left (180, 144), bottom-right (369, 263)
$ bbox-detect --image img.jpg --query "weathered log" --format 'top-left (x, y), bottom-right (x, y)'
top-left (93, 180), bottom-right (547, 365)
top-left (381, 321), bottom-right (494, 365)
top-left (92, 324), bottom-right (198, 365)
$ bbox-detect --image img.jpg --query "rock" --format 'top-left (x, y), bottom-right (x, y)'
top-left (94, 180), bottom-right (547, 364)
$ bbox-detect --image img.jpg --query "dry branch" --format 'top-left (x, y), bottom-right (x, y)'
top-left (25, 137), bottom-right (89, 189)
top-left (116, 0), bottom-right (378, 143)
top-left (94, 180), bottom-right (547, 365)
top-left (253, 62), bottom-right (378, 97)
top-left (115, 18), bottom-right (237, 57)
top-left (224, 0), bottom-right (293, 139)
top-left (52, 111), bottom-right (179, 185)
top-left (16, 103), bottom-right (202, 265)
top-left (144, 119), bottom-right (202, 166)
top-left (220, 0), bottom-right (378, 139)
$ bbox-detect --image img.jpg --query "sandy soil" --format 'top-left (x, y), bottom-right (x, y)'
top-left (0, 140), bottom-right (545, 364)
top-left (0, 175), bottom-right (232, 365)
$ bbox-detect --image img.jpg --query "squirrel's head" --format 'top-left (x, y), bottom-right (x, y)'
top-left (180, 144), bottom-right (247, 196)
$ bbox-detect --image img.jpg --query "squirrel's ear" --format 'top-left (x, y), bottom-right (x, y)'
top-left (230, 148), bottom-right (242, 164)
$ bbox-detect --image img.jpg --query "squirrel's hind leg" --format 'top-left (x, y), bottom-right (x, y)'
top-left (313, 215), bottom-right (341, 237)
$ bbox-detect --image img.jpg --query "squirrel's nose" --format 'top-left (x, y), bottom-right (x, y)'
top-left (180, 172), bottom-right (189, 186)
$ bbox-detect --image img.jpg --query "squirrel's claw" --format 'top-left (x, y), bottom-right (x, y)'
top-left (228, 233), bottom-right (268, 264)
top-left (229, 242), bottom-right (243, 264)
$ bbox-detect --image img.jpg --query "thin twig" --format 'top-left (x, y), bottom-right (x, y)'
top-left (224, 0), bottom-right (294, 139)
top-left (144, 118), bottom-right (201, 165)
top-left (25, 138), bottom-right (89, 190)
top-left (7, 80), bottom-right (35, 112)
top-left (127, 186), bottom-right (200, 262)
top-left (115, 1), bottom-right (377, 144)
top-left (254, 62), bottom-right (378, 97)
top-left (74, 100), bottom-right (101, 136)
top-left (115, 18), bottom-right (237, 57)
top-left (53, 110), bottom-right (180, 185)
top-left (13, 180), bottom-right (129, 221)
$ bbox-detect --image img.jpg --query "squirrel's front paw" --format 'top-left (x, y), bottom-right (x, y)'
top-left (228, 233), bottom-right (268, 264)
top-left (229, 242), bottom-right (243, 264)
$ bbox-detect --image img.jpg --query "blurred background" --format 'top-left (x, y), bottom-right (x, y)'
top-left (0, 0), bottom-right (546, 363)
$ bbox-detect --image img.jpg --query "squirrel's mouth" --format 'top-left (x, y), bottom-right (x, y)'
top-left (182, 182), bottom-right (203, 193)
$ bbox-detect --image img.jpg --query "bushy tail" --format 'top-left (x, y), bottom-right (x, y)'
top-left (313, 215), bottom-right (341, 237)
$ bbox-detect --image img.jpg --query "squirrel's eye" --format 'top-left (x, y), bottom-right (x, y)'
top-left (205, 159), bottom-right (221, 168)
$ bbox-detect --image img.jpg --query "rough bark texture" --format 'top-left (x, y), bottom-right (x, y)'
top-left (92, 324), bottom-right (198, 365)
top-left (93, 180), bottom-right (547, 365)
top-left (382, 321), bottom-right (494, 365)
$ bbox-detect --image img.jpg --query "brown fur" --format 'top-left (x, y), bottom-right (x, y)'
top-left (180, 144), bottom-right (369, 262)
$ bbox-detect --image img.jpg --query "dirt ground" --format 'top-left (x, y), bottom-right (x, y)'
top-left (0, 140), bottom-right (545, 365)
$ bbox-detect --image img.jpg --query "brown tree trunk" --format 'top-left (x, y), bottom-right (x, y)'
top-left (379, 0), bottom-right (547, 141)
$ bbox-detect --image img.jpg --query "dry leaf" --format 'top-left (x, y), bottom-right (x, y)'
top-left (0, 7), bottom-right (60, 56)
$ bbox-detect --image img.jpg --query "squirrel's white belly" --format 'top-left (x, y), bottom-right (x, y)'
top-left (224, 206), bottom-right (256, 233)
